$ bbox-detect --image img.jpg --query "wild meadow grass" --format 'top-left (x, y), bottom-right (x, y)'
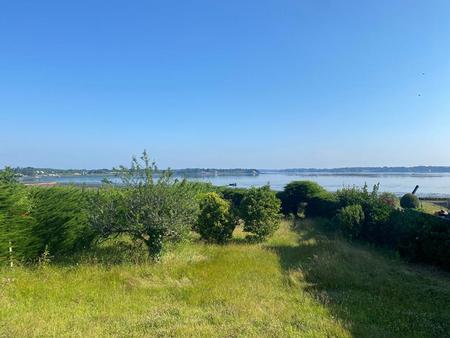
top-left (1, 220), bottom-right (449, 337)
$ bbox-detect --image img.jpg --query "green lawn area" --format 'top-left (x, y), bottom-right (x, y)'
top-left (1, 220), bottom-right (449, 337)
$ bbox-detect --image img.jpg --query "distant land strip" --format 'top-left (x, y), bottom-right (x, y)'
top-left (6, 166), bottom-right (450, 178)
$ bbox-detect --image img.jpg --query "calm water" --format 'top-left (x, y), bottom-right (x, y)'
top-left (22, 172), bottom-right (450, 197)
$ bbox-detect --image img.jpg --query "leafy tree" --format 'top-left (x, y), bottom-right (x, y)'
top-left (89, 151), bottom-right (200, 260)
top-left (400, 193), bottom-right (419, 209)
top-left (240, 186), bottom-right (281, 241)
top-left (196, 192), bottom-right (235, 243)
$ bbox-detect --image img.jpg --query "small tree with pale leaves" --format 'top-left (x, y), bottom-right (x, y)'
top-left (89, 151), bottom-right (200, 260)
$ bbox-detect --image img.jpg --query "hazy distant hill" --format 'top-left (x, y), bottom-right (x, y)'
top-left (8, 166), bottom-right (450, 178)
top-left (267, 166), bottom-right (450, 174)
top-left (11, 167), bottom-right (260, 177)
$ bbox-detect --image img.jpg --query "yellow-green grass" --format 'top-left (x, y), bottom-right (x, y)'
top-left (419, 200), bottom-right (449, 215)
top-left (1, 220), bottom-right (449, 337)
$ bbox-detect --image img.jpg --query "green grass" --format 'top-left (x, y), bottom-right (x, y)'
top-left (420, 200), bottom-right (449, 215)
top-left (1, 220), bottom-right (449, 337)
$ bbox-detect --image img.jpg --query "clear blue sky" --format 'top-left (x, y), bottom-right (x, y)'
top-left (1, 0), bottom-right (450, 169)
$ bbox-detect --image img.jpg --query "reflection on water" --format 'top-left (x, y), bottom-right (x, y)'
top-left (21, 172), bottom-right (450, 197)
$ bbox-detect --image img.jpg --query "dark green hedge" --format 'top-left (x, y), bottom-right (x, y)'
top-left (29, 186), bottom-right (97, 257)
top-left (1, 185), bottom-right (97, 263)
top-left (282, 183), bottom-right (450, 271)
top-left (386, 210), bottom-right (450, 269)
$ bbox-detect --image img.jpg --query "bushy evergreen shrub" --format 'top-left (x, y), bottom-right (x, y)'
top-left (305, 192), bottom-right (338, 218)
top-left (387, 209), bottom-right (450, 269)
top-left (29, 186), bottom-right (97, 257)
top-left (279, 181), bottom-right (326, 216)
top-left (335, 204), bottom-right (365, 238)
top-left (217, 187), bottom-right (246, 213)
top-left (400, 193), bottom-right (420, 209)
top-left (0, 183), bottom-right (39, 263)
top-left (361, 201), bottom-right (396, 244)
top-left (240, 186), bottom-right (281, 241)
top-left (196, 192), bottom-right (235, 243)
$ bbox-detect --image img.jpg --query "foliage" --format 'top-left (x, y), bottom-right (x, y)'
top-left (305, 192), bottom-right (338, 218)
top-left (378, 192), bottom-right (398, 207)
top-left (196, 192), bottom-right (235, 243)
top-left (89, 151), bottom-right (200, 260)
top-left (240, 186), bottom-right (281, 241)
top-left (386, 209), bottom-right (450, 269)
top-left (335, 204), bottom-right (365, 239)
top-left (279, 181), bottom-right (326, 216)
top-left (335, 184), bottom-right (377, 209)
top-left (400, 193), bottom-right (420, 209)
top-left (0, 183), bottom-right (38, 263)
top-left (325, 184), bottom-right (449, 270)
top-left (0, 166), bottom-right (19, 185)
top-left (361, 201), bottom-right (395, 244)
top-left (29, 186), bottom-right (96, 257)
top-left (216, 187), bottom-right (247, 217)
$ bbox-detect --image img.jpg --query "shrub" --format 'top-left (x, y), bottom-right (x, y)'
top-left (305, 192), bottom-right (338, 218)
top-left (400, 193), bottom-right (420, 209)
top-left (240, 186), bottom-right (281, 241)
top-left (217, 187), bottom-right (247, 217)
top-left (89, 151), bottom-right (200, 260)
top-left (280, 181), bottom-right (326, 216)
top-left (336, 184), bottom-right (373, 209)
top-left (196, 192), bottom-right (235, 243)
top-left (0, 183), bottom-right (38, 263)
top-left (379, 192), bottom-right (398, 208)
top-left (362, 201), bottom-right (395, 244)
top-left (0, 166), bottom-right (19, 185)
top-left (336, 204), bottom-right (365, 239)
top-left (29, 186), bottom-right (96, 257)
top-left (387, 209), bottom-right (450, 270)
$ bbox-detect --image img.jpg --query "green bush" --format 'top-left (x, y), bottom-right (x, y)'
top-left (280, 181), bottom-right (326, 216)
top-left (305, 192), bottom-right (338, 218)
top-left (29, 186), bottom-right (97, 257)
top-left (336, 204), bottom-right (365, 239)
top-left (362, 201), bottom-right (395, 244)
top-left (240, 186), bottom-right (281, 241)
top-left (196, 192), bottom-right (235, 243)
top-left (216, 187), bottom-right (247, 218)
top-left (379, 192), bottom-right (398, 208)
top-left (336, 185), bottom-right (373, 209)
top-left (400, 193), bottom-right (419, 209)
top-left (387, 209), bottom-right (450, 270)
top-left (0, 183), bottom-right (39, 263)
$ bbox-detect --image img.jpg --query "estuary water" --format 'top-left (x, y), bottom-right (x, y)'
top-left (21, 172), bottom-right (450, 198)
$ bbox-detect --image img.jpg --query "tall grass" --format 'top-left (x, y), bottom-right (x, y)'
top-left (0, 220), bottom-right (448, 337)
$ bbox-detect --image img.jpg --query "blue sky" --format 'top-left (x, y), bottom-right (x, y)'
top-left (1, 0), bottom-right (450, 169)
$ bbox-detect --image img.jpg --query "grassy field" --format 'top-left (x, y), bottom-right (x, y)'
top-left (1, 220), bottom-right (449, 337)
top-left (420, 200), bottom-right (449, 215)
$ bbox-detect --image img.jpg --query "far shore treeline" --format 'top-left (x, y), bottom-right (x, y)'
top-left (1, 152), bottom-right (449, 271)
top-left (10, 165), bottom-right (450, 179)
